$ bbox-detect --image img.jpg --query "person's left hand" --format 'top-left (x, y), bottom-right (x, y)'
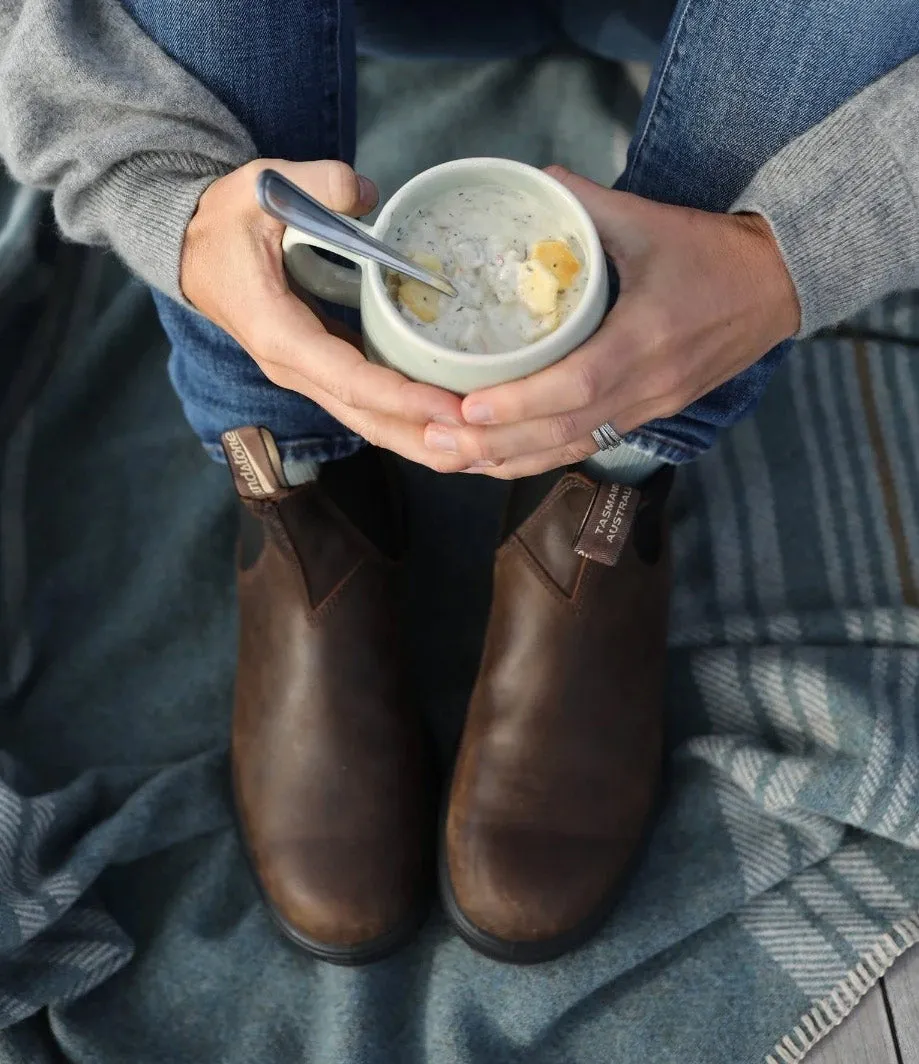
top-left (422, 166), bottom-right (801, 479)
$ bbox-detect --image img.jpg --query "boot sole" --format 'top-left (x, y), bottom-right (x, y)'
top-left (266, 893), bottom-right (430, 967)
top-left (437, 780), bottom-right (665, 966)
top-left (437, 833), bottom-right (614, 965)
top-left (232, 782), bottom-right (431, 967)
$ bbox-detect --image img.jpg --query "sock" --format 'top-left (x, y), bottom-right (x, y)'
top-left (582, 442), bottom-right (667, 486)
top-left (281, 456), bottom-right (320, 486)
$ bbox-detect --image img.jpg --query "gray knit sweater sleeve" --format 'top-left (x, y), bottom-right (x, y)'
top-left (0, 0), bottom-right (256, 302)
top-left (732, 54), bottom-right (919, 336)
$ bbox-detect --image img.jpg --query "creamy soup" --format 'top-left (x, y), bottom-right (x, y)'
top-left (386, 185), bottom-right (587, 353)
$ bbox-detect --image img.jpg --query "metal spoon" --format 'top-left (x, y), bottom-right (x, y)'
top-left (256, 169), bottom-right (457, 298)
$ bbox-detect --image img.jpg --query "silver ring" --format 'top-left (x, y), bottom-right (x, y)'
top-left (591, 421), bottom-right (625, 451)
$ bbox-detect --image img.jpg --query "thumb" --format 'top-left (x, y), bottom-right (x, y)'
top-left (267, 158), bottom-right (379, 218)
top-left (543, 165), bottom-right (651, 265)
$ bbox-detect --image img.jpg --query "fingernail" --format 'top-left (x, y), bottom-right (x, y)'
top-left (432, 414), bottom-right (462, 427)
top-left (470, 459), bottom-right (496, 467)
top-left (425, 426), bottom-right (458, 453)
top-left (358, 175), bottom-right (377, 202)
top-left (465, 403), bottom-right (494, 425)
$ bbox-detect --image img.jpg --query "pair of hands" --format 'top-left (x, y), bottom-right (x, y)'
top-left (181, 159), bottom-right (801, 479)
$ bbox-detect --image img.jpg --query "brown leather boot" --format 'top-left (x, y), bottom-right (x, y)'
top-left (221, 426), bottom-right (431, 965)
top-left (442, 466), bottom-right (673, 963)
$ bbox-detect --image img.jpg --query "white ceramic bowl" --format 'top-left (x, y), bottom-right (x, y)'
top-left (282, 157), bottom-right (609, 395)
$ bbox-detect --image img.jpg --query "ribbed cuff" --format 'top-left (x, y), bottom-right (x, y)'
top-left (75, 151), bottom-right (242, 304)
top-left (731, 108), bottom-right (919, 336)
top-left (583, 442), bottom-right (667, 486)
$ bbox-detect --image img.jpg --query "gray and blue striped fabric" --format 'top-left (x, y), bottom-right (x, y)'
top-left (1, 171), bottom-right (918, 1064)
top-left (662, 294), bottom-right (919, 1060)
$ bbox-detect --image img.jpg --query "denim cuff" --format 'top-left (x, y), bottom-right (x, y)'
top-left (625, 428), bottom-right (699, 466)
top-left (203, 430), bottom-right (365, 468)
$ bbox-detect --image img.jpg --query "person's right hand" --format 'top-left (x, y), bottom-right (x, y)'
top-left (180, 159), bottom-right (468, 469)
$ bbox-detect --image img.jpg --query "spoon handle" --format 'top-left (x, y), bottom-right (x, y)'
top-left (256, 169), bottom-right (457, 298)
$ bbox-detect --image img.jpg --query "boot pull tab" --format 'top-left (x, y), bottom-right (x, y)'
top-left (221, 427), bottom-right (288, 498)
top-left (573, 482), bottom-right (639, 567)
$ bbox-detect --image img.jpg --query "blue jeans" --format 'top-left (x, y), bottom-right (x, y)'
top-left (123, 0), bottom-right (918, 468)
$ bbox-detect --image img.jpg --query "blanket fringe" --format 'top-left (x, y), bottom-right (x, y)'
top-left (765, 913), bottom-right (919, 1064)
